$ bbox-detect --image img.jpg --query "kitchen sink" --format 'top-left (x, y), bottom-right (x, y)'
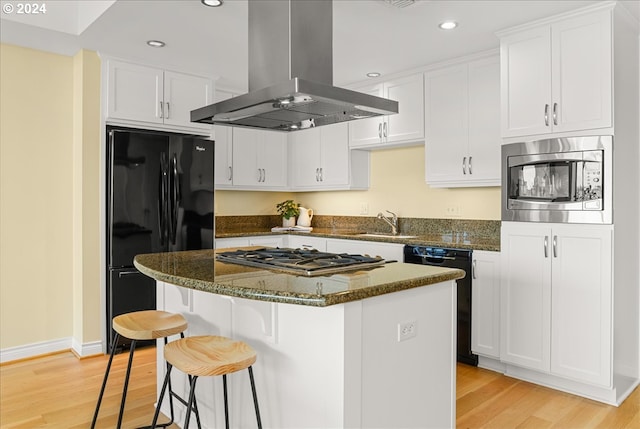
top-left (357, 233), bottom-right (417, 239)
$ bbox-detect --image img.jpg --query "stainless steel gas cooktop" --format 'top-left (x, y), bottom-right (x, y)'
top-left (216, 248), bottom-right (386, 277)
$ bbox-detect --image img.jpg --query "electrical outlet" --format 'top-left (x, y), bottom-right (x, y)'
top-left (360, 202), bottom-right (369, 215)
top-left (445, 205), bottom-right (461, 217)
top-left (398, 321), bottom-right (417, 342)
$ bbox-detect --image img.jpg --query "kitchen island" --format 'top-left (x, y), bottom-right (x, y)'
top-left (135, 248), bottom-right (464, 428)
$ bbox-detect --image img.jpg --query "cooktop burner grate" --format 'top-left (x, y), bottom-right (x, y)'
top-left (216, 248), bottom-right (386, 276)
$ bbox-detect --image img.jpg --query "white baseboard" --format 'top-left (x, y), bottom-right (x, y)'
top-left (1, 337), bottom-right (104, 363)
top-left (71, 338), bottom-right (103, 357)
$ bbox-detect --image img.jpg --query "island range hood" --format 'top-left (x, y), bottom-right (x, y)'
top-left (190, 0), bottom-right (398, 131)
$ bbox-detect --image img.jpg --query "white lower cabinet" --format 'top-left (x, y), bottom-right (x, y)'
top-left (471, 250), bottom-right (501, 359)
top-left (215, 235), bottom-right (284, 249)
top-left (325, 238), bottom-right (404, 262)
top-left (286, 235), bottom-right (327, 251)
top-left (500, 222), bottom-right (612, 387)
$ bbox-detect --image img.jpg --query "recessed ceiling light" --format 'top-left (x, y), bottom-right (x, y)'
top-left (201, 0), bottom-right (223, 6)
top-left (439, 21), bottom-right (458, 30)
top-left (147, 40), bottom-right (165, 48)
top-left (366, 72), bottom-right (381, 78)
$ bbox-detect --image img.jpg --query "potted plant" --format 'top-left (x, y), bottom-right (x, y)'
top-left (276, 200), bottom-right (300, 227)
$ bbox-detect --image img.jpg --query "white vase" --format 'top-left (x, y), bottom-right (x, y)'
top-left (282, 217), bottom-right (296, 227)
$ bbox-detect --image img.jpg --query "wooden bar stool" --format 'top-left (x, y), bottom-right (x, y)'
top-left (151, 335), bottom-right (262, 429)
top-left (91, 310), bottom-right (196, 429)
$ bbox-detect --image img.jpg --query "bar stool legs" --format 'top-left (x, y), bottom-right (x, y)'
top-left (152, 335), bottom-right (262, 429)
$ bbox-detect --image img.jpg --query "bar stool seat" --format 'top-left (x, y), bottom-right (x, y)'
top-left (152, 335), bottom-right (262, 429)
top-left (91, 310), bottom-right (192, 429)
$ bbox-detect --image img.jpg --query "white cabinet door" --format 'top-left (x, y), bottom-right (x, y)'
top-left (260, 131), bottom-right (288, 188)
top-left (471, 251), bottom-right (501, 359)
top-left (326, 238), bottom-right (404, 262)
top-left (108, 60), bottom-right (163, 124)
top-left (289, 127), bottom-right (322, 188)
top-left (349, 83), bottom-right (386, 148)
top-left (231, 128), bottom-right (260, 186)
top-left (467, 56), bottom-right (501, 186)
top-left (212, 89), bottom-right (236, 187)
top-left (551, 11), bottom-right (612, 133)
top-left (163, 71), bottom-right (213, 131)
top-left (289, 123), bottom-right (354, 190)
top-left (385, 74), bottom-right (425, 144)
top-left (500, 9), bottom-right (612, 138)
top-left (249, 235), bottom-right (285, 248)
top-left (214, 126), bottom-right (233, 187)
top-left (215, 237), bottom-right (250, 249)
top-left (550, 225), bottom-right (612, 387)
top-left (500, 223), bottom-right (552, 372)
top-left (286, 235), bottom-right (327, 251)
top-left (349, 74), bottom-right (424, 149)
top-left (500, 26), bottom-right (552, 138)
top-left (425, 64), bottom-right (468, 185)
top-left (318, 123), bottom-right (351, 186)
top-left (231, 129), bottom-right (287, 189)
top-left (425, 56), bottom-right (500, 187)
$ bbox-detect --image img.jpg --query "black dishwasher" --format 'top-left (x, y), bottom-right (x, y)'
top-left (404, 245), bottom-right (478, 366)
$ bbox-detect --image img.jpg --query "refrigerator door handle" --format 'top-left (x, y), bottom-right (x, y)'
top-left (170, 153), bottom-right (180, 244)
top-left (159, 152), bottom-right (168, 246)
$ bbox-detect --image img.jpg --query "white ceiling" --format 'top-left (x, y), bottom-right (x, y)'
top-left (1, 0), bottom-right (639, 91)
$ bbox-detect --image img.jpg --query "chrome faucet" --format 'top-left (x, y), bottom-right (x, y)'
top-left (377, 210), bottom-right (398, 235)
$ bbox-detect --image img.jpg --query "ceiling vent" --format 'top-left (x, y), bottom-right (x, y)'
top-left (382, 0), bottom-right (416, 8)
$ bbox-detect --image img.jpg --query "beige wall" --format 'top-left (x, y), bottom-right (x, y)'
top-left (216, 145), bottom-right (501, 219)
top-left (0, 44), bottom-right (101, 351)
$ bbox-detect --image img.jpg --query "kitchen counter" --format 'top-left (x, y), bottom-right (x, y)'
top-left (134, 248), bottom-right (465, 307)
top-left (216, 227), bottom-right (501, 251)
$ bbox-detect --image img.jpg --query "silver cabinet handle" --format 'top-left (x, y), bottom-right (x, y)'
top-left (544, 236), bottom-right (549, 258)
top-left (256, 168), bottom-right (261, 182)
top-left (553, 235), bottom-right (557, 258)
top-left (469, 156), bottom-right (472, 175)
top-left (228, 166), bottom-right (232, 181)
top-left (165, 102), bottom-right (170, 119)
top-left (462, 157), bottom-right (467, 175)
top-left (552, 102), bottom-right (558, 126)
top-left (383, 121), bottom-right (388, 138)
top-left (544, 104), bottom-right (549, 126)
top-left (316, 168), bottom-right (320, 182)
top-left (378, 122), bottom-right (383, 139)
top-left (319, 167), bottom-right (323, 181)
top-left (159, 101), bottom-right (164, 119)
top-left (261, 168), bottom-right (266, 182)
top-left (472, 260), bottom-right (477, 279)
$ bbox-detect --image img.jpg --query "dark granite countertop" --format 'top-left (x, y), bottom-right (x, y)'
top-left (134, 248), bottom-right (465, 307)
top-left (216, 228), bottom-right (500, 252)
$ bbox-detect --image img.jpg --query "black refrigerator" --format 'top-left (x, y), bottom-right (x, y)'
top-left (106, 126), bottom-right (214, 351)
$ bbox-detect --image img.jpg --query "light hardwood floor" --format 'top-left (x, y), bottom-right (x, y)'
top-left (1, 346), bottom-right (638, 428)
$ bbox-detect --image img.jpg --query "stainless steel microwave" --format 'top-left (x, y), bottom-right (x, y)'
top-left (502, 136), bottom-right (612, 224)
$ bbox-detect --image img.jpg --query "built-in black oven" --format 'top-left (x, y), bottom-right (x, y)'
top-left (403, 245), bottom-right (477, 366)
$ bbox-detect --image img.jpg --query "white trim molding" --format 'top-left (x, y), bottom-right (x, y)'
top-left (0, 337), bottom-right (103, 364)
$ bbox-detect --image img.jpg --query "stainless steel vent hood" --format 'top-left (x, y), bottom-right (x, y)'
top-left (191, 0), bottom-right (398, 131)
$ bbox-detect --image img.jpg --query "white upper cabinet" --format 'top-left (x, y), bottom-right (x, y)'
top-left (107, 59), bottom-right (214, 132)
top-left (425, 55), bottom-right (501, 187)
top-left (231, 128), bottom-right (288, 190)
top-left (213, 89), bottom-right (236, 188)
top-left (349, 74), bottom-right (424, 149)
top-left (289, 123), bottom-right (369, 190)
top-left (499, 9), bottom-right (612, 138)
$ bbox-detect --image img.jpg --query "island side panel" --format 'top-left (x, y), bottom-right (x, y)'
top-left (360, 280), bottom-right (457, 429)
